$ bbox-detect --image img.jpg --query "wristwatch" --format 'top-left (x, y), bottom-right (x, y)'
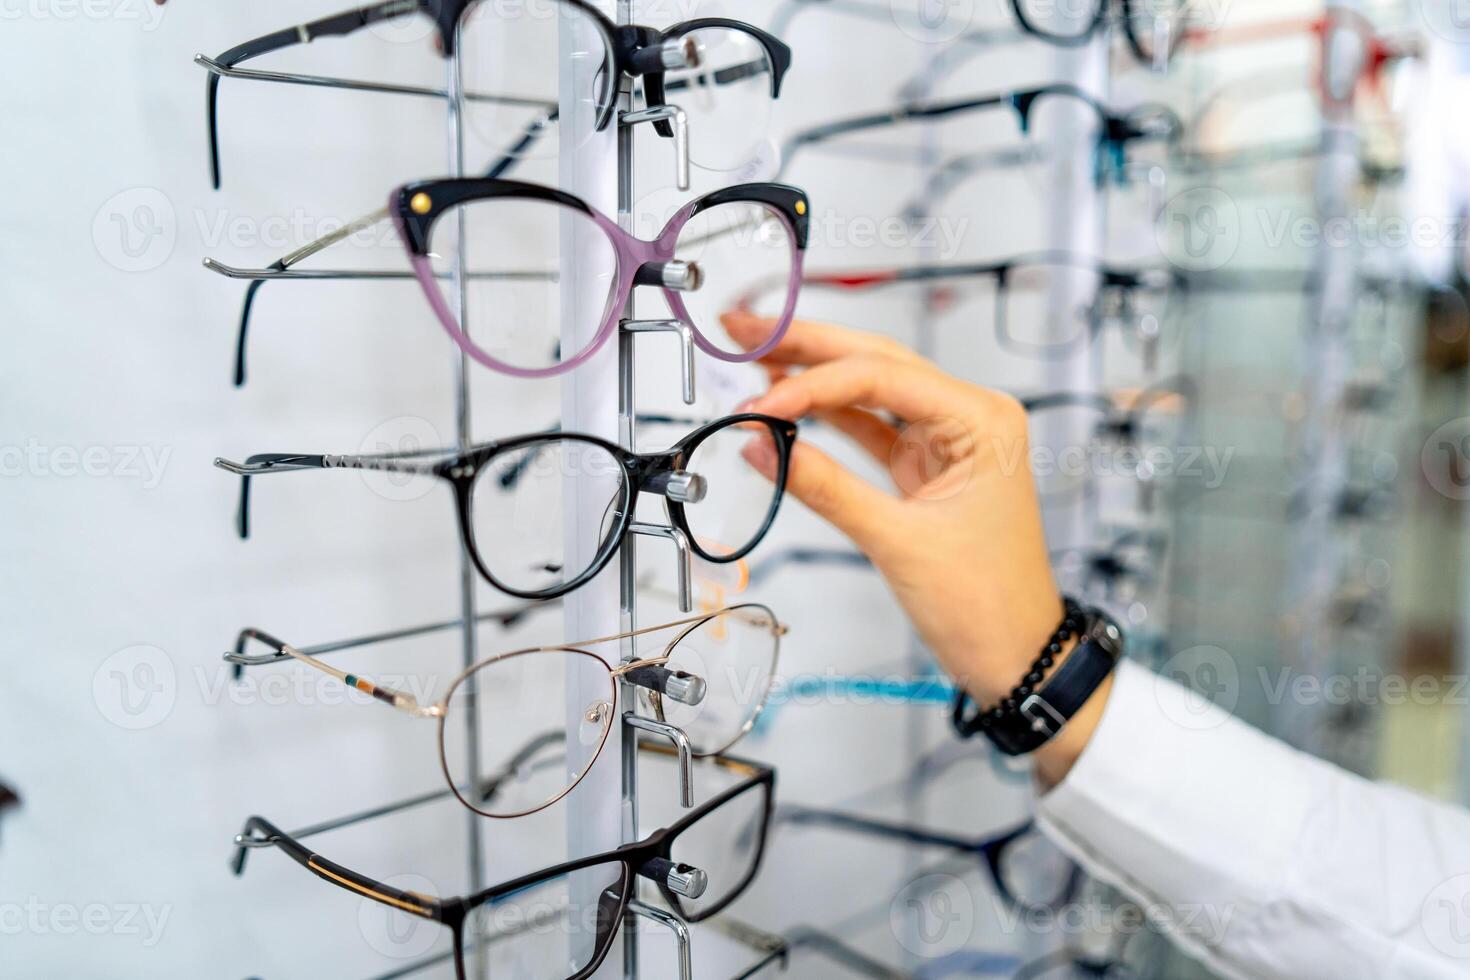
top-left (951, 603), bottom-right (1123, 756)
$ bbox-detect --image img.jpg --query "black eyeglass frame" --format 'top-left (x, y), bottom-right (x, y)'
top-left (219, 413), bottom-right (797, 601)
top-left (232, 751), bottom-right (776, 980)
top-left (785, 84), bottom-right (1179, 188)
top-left (799, 252), bottom-right (1184, 359)
top-left (775, 806), bottom-right (1082, 913)
top-left (1008, 0), bottom-right (1184, 67)
top-left (204, 0), bottom-right (791, 188)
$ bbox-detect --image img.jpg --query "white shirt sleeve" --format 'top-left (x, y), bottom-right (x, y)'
top-left (1035, 660), bottom-right (1470, 979)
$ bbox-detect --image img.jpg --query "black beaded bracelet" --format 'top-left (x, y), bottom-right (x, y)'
top-left (951, 597), bottom-right (1086, 738)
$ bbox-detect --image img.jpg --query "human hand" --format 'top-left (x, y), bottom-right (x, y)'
top-left (724, 311), bottom-right (1111, 781)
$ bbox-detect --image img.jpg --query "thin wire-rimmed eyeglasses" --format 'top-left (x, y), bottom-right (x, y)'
top-left (202, 0), bottom-right (792, 188)
top-left (232, 749), bottom-right (776, 980)
top-left (214, 413), bottom-right (797, 601)
top-left (208, 178), bottom-right (809, 386)
top-left (236, 604), bottom-right (784, 818)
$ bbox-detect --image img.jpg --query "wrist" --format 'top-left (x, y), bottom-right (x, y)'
top-left (949, 600), bottom-right (1120, 762)
top-left (965, 592), bottom-right (1076, 706)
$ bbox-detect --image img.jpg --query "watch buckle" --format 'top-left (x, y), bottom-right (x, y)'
top-left (1019, 694), bottom-right (1066, 736)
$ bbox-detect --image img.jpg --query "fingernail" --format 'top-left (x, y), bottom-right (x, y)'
top-left (741, 435), bottom-right (778, 479)
top-left (734, 397), bottom-right (760, 414)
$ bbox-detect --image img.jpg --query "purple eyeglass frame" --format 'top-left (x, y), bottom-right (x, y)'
top-left (390, 177), bottom-right (810, 379)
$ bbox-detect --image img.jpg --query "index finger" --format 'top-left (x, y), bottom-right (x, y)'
top-left (749, 352), bottom-right (978, 426)
top-left (721, 311), bottom-right (928, 369)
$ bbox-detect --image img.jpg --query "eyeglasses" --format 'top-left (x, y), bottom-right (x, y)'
top-left (765, 254), bottom-right (1179, 366)
top-left (1051, 526), bottom-right (1168, 605)
top-left (1183, 8), bottom-right (1419, 112)
top-left (210, 179), bottom-right (808, 385)
top-left (747, 546), bottom-right (871, 587)
top-left (215, 413), bottom-right (797, 600)
top-left (203, 0), bottom-right (792, 188)
top-left (771, 808), bottom-right (1080, 913)
top-left (1178, 13), bottom-right (1419, 175)
top-left (782, 85), bottom-right (1179, 190)
top-left (233, 749), bottom-right (775, 980)
top-left (1010, 0), bottom-right (1188, 70)
top-left (1022, 378), bottom-right (1195, 506)
top-left (234, 604), bottom-right (783, 818)
top-left (715, 915), bottom-right (1025, 978)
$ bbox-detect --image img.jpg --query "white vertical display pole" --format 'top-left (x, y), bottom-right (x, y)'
top-left (559, 3), bottom-right (632, 978)
top-left (1041, 37), bottom-right (1107, 558)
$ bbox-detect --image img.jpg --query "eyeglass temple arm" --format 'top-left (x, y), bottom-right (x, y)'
top-left (205, 205), bottom-right (389, 385)
top-left (784, 927), bottom-right (907, 979)
top-left (231, 814), bottom-right (444, 920)
top-left (748, 546), bottom-right (870, 586)
top-left (806, 260), bottom-right (1011, 294)
top-left (205, 0), bottom-right (412, 189)
top-left (782, 91), bottom-right (1010, 165)
top-left (226, 623), bottom-right (440, 719)
top-left (776, 805), bottom-right (977, 853)
top-left (226, 598), bottom-right (551, 675)
top-left (215, 449), bottom-right (448, 538)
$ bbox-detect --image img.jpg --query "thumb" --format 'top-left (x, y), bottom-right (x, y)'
top-left (742, 435), bottom-right (897, 551)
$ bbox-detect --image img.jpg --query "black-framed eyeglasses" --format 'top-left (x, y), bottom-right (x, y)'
top-left (781, 85), bottom-right (1179, 189)
top-left (770, 807), bottom-right (1081, 913)
top-left (1051, 526), bottom-right (1168, 604)
top-left (784, 254), bottom-right (1182, 366)
top-left (215, 413), bottom-right (797, 601)
top-left (1021, 377), bottom-right (1195, 506)
top-left (203, 0), bottom-right (791, 188)
top-left (232, 749), bottom-right (775, 980)
top-left (1009, 0), bottom-right (1188, 69)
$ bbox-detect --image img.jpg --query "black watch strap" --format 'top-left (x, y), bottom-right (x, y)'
top-left (951, 605), bottom-right (1123, 756)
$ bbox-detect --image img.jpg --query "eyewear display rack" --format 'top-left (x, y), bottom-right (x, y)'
top-left (1278, 0), bottom-right (1363, 756)
top-left (202, 5), bottom-right (721, 978)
